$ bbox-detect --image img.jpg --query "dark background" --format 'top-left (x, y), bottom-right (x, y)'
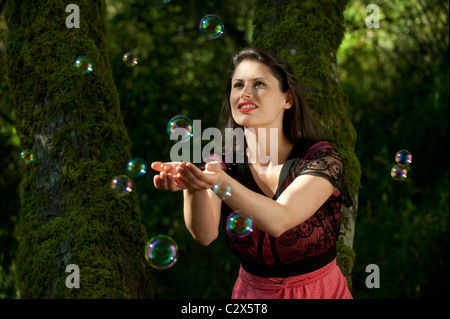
top-left (0, 0), bottom-right (448, 298)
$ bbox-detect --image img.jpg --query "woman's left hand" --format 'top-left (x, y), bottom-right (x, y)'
top-left (176, 162), bottom-right (225, 191)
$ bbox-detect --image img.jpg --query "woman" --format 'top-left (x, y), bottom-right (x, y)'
top-left (152, 47), bottom-right (353, 299)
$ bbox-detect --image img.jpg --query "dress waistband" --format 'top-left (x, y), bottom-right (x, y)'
top-left (241, 245), bottom-right (337, 278)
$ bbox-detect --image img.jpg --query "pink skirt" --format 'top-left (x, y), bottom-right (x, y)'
top-left (231, 258), bottom-right (352, 299)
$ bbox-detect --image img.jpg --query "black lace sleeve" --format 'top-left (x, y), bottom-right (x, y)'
top-left (295, 141), bottom-right (353, 207)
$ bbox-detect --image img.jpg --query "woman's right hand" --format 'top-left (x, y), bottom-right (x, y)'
top-left (151, 161), bottom-right (187, 192)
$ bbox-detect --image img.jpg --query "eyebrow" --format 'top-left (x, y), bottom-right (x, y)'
top-left (232, 77), bottom-right (269, 82)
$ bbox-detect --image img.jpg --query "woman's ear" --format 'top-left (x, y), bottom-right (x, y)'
top-left (284, 90), bottom-right (294, 109)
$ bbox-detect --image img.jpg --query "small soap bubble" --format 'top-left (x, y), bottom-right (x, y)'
top-left (395, 150), bottom-right (412, 166)
top-left (157, 0), bottom-right (171, 4)
top-left (203, 154), bottom-right (227, 171)
top-left (199, 14), bottom-right (224, 39)
top-left (287, 43), bottom-right (298, 55)
top-left (20, 149), bottom-right (34, 164)
top-left (167, 115), bottom-right (193, 143)
top-left (203, 153), bottom-right (222, 164)
top-left (391, 164), bottom-right (407, 181)
top-left (146, 235), bottom-right (178, 270)
top-left (127, 157), bottom-right (146, 178)
top-left (74, 56), bottom-right (93, 74)
top-left (123, 52), bottom-right (138, 67)
top-left (213, 182), bottom-right (231, 200)
top-left (111, 174), bottom-right (133, 196)
top-left (226, 211), bottom-right (253, 238)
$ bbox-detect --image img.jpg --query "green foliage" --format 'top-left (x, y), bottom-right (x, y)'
top-left (4, 0), bottom-right (152, 298)
top-left (0, 10), bottom-right (21, 299)
top-left (0, 0), bottom-right (447, 299)
top-left (337, 237), bottom-right (356, 290)
top-left (104, 0), bottom-right (254, 298)
top-left (252, 0), bottom-right (360, 283)
top-left (339, 0), bottom-right (449, 298)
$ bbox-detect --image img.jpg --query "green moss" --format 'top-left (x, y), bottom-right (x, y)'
top-left (336, 238), bottom-right (356, 290)
top-left (253, 0), bottom-right (360, 287)
top-left (339, 148), bottom-right (362, 200)
top-left (6, 0), bottom-right (152, 298)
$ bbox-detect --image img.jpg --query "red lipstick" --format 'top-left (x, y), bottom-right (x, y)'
top-left (238, 101), bottom-right (258, 112)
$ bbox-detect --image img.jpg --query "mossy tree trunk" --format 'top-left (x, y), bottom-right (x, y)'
top-left (253, 0), bottom-right (361, 288)
top-left (5, 0), bottom-right (152, 298)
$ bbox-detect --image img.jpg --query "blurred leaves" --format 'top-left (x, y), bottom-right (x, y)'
top-left (0, 0), bottom-right (448, 298)
top-left (104, 0), bottom-right (253, 298)
top-left (339, 0), bottom-right (449, 298)
top-left (0, 8), bottom-right (20, 299)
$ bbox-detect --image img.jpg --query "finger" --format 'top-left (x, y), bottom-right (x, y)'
top-left (159, 171), bottom-right (171, 189)
top-left (173, 175), bottom-right (187, 188)
top-left (151, 162), bottom-right (179, 172)
top-left (154, 171), bottom-right (184, 191)
top-left (187, 163), bottom-right (218, 184)
top-left (153, 175), bottom-right (162, 189)
top-left (176, 164), bottom-right (201, 189)
top-left (179, 164), bottom-right (214, 189)
top-left (166, 174), bottom-right (179, 192)
top-left (151, 162), bottom-right (164, 172)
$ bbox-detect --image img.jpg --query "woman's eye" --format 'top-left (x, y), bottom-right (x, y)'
top-left (255, 82), bottom-right (265, 88)
top-left (233, 83), bottom-right (243, 88)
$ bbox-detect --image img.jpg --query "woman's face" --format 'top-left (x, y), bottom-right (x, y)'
top-left (230, 60), bottom-right (292, 131)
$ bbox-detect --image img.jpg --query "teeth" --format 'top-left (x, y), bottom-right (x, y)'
top-left (239, 104), bottom-right (257, 109)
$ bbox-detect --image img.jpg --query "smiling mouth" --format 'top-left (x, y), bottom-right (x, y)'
top-left (238, 102), bottom-right (258, 111)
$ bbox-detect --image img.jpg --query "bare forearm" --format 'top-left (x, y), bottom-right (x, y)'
top-left (183, 189), bottom-right (219, 245)
top-left (173, 161), bottom-right (333, 241)
top-left (220, 174), bottom-right (290, 237)
top-left (219, 173), bottom-right (335, 238)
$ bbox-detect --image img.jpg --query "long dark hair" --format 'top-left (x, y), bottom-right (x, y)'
top-left (221, 46), bottom-right (323, 146)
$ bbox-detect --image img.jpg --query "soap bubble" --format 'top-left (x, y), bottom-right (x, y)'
top-left (391, 164), bottom-right (407, 181)
top-left (167, 115), bottom-right (193, 143)
top-left (203, 153), bottom-right (222, 164)
top-left (226, 211), bottom-right (253, 238)
top-left (395, 150), bottom-right (412, 166)
top-left (202, 153), bottom-right (227, 171)
top-left (213, 182), bottom-right (231, 200)
top-left (111, 174), bottom-right (133, 196)
top-left (146, 235), bottom-right (178, 270)
top-left (74, 56), bottom-right (93, 74)
top-left (20, 149), bottom-right (34, 164)
top-left (157, 0), bottom-right (171, 4)
top-left (127, 157), bottom-right (146, 178)
top-left (287, 43), bottom-right (298, 55)
top-left (199, 14), bottom-right (224, 39)
top-left (123, 52), bottom-right (138, 67)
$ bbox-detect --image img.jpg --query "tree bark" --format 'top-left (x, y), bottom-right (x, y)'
top-left (5, 0), bottom-right (152, 298)
top-left (253, 0), bottom-right (361, 288)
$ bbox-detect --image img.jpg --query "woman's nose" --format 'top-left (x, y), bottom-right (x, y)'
top-left (240, 85), bottom-right (252, 99)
